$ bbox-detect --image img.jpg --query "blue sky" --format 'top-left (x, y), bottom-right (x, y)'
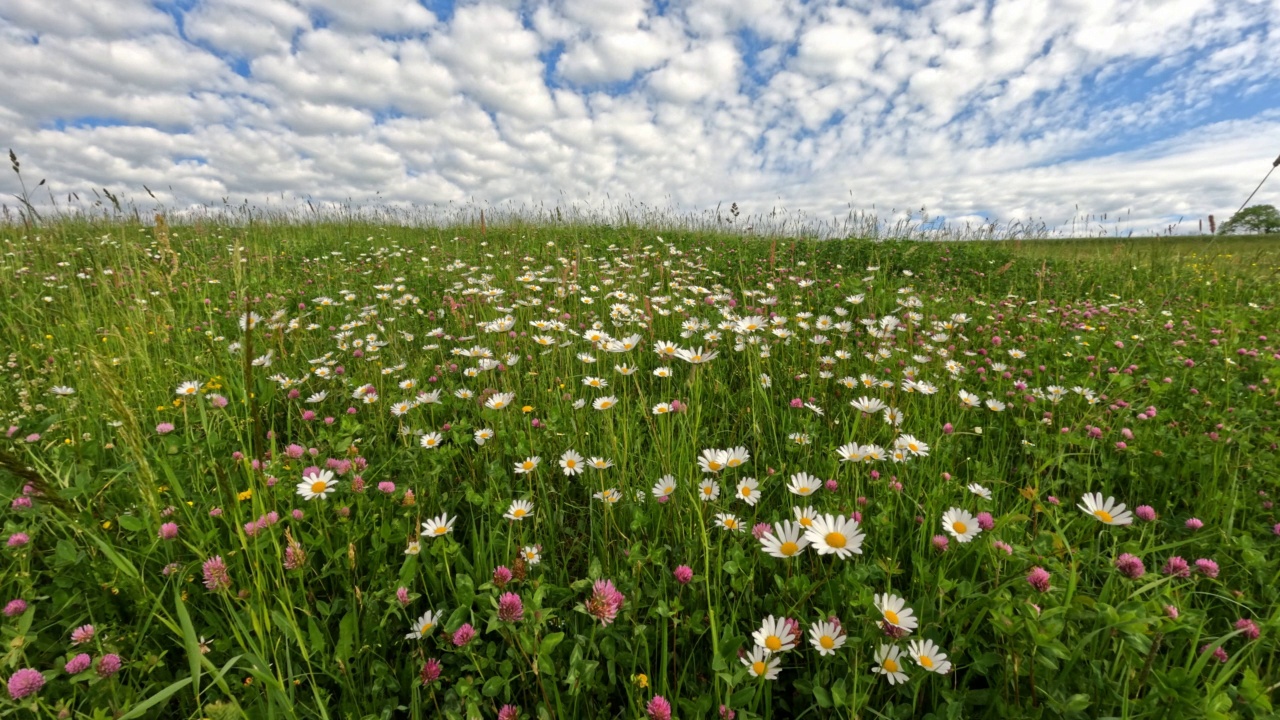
top-left (1, 0), bottom-right (1278, 234)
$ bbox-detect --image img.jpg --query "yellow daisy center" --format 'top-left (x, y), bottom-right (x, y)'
top-left (952, 521), bottom-right (967, 534)
top-left (421, 622), bottom-right (433, 633)
top-left (724, 519), bottom-right (737, 529)
top-left (765, 636), bottom-right (782, 652)
top-left (919, 655), bottom-right (934, 668)
top-left (310, 480), bottom-right (327, 494)
top-left (1093, 509), bottom-right (1113, 523)
top-left (883, 610), bottom-right (900, 625)
top-left (820, 636), bottom-right (834, 650)
top-left (740, 486), bottom-right (751, 497)
top-left (779, 541), bottom-right (799, 556)
top-left (708, 461), bottom-right (722, 471)
top-left (663, 486), bottom-right (673, 494)
top-left (522, 461), bottom-right (534, 470)
top-left (566, 460), bottom-right (576, 468)
top-left (434, 526), bottom-right (447, 535)
top-left (751, 661), bottom-right (766, 676)
top-left (883, 658), bottom-right (899, 673)
top-left (797, 487), bottom-right (811, 495)
top-left (825, 532), bottom-right (847, 549)
top-left (799, 517), bottom-right (812, 527)
top-left (512, 508), bottom-right (526, 518)
top-left (702, 487), bottom-right (713, 495)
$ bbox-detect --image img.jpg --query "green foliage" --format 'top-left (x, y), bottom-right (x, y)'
top-left (0, 220), bottom-right (1278, 718)
top-left (1219, 204), bottom-right (1280, 235)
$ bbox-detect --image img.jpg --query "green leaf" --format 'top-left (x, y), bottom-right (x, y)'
top-left (336, 609), bottom-right (357, 663)
top-left (118, 677), bottom-right (192, 719)
top-left (539, 632), bottom-right (564, 658)
top-left (455, 573), bottom-right (475, 609)
top-left (174, 589), bottom-right (203, 701)
top-left (813, 684), bottom-right (833, 708)
top-left (482, 676), bottom-right (506, 698)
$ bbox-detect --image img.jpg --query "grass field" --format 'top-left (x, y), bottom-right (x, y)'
top-left (1, 218), bottom-right (1278, 719)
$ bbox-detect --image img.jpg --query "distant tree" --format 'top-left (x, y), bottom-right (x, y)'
top-left (1219, 204), bottom-right (1280, 235)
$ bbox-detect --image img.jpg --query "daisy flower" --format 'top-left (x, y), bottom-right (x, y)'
top-left (420, 432), bottom-right (444, 449)
top-left (735, 478), bottom-right (761, 505)
top-left (583, 376), bottom-right (607, 388)
top-left (724, 446), bottom-right (750, 468)
top-left (804, 514), bottom-right (865, 558)
top-left (1078, 492), bottom-right (1133, 525)
top-left (404, 540), bottom-right (421, 555)
top-left (473, 428), bottom-right (494, 445)
top-left (752, 615), bottom-right (797, 653)
top-left (651, 475), bottom-right (676, 499)
top-left (836, 442), bottom-right (865, 462)
top-left (49, 385), bottom-right (76, 396)
top-left (896, 434), bottom-right (929, 457)
top-left (874, 593), bottom-right (918, 634)
top-left (715, 513), bottom-right (743, 532)
top-left (873, 644), bottom-right (909, 684)
top-left (521, 545), bottom-right (541, 565)
top-left (514, 456), bottom-right (541, 474)
top-left (559, 450), bottom-right (584, 476)
top-left (941, 508), bottom-right (981, 542)
top-left (504, 500), bottom-right (534, 521)
top-left (787, 472), bottom-right (822, 497)
top-left (809, 620), bottom-right (846, 656)
top-left (985, 399), bottom-right (1006, 412)
top-left (908, 638), bottom-right (951, 674)
top-left (485, 392), bottom-right (515, 410)
top-left (653, 367), bottom-right (672, 378)
top-left (405, 610), bottom-right (442, 640)
top-left (675, 346), bottom-right (717, 364)
top-left (698, 448), bottom-right (728, 473)
top-left (588, 456), bottom-right (614, 470)
top-left (793, 506), bottom-right (818, 530)
top-left (421, 513), bottom-right (456, 538)
top-left (698, 479), bottom-right (721, 502)
top-left (742, 647), bottom-right (781, 679)
top-left (592, 396), bottom-right (618, 410)
top-left (175, 381), bottom-right (201, 397)
top-left (967, 483), bottom-right (992, 501)
top-left (759, 520), bottom-right (810, 559)
top-left (593, 488), bottom-right (621, 504)
top-left (296, 469), bottom-right (337, 501)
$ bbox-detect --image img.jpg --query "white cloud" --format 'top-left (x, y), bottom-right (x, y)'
top-left (0, 0), bottom-right (1277, 234)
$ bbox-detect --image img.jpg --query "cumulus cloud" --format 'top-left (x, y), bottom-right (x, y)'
top-left (0, 0), bottom-right (1278, 233)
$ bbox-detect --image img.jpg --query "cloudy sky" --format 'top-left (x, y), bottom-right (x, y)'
top-left (2, 0), bottom-right (1278, 235)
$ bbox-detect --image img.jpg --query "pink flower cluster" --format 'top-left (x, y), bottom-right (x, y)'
top-left (586, 579), bottom-right (626, 626)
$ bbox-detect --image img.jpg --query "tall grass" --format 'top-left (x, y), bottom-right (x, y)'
top-left (1, 217), bottom-right (1277, 719)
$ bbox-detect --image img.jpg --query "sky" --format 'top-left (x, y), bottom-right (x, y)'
top-left (2, 0), bottom-right (1279, 235)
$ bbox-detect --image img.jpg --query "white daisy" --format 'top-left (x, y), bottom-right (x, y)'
top-left (804, 513), bottom-right (865, 559)
top-left (421, 513), bottom-right (456, 538)
top-left (872, 644), bottom-right (909, 685)
top-left (504, 499), bottom-right (534, 521)
top-left (941, 508), bottom-right (981, 542)
top-left (295, 469), bottom-right (337, 501)
top-left (1078, 492), bottom-right (1133, 525)
top-left (808, 620), bottom-right (846, 656)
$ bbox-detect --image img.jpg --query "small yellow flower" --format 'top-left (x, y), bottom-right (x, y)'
top-left (101, 521), bottom-right (112, 530)
top-left (633, 673), bottom-right (649, 689)
top-left (238, 489), bottom-right (253, 501)
top-left (521, 405), bottom-right (534, 413)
